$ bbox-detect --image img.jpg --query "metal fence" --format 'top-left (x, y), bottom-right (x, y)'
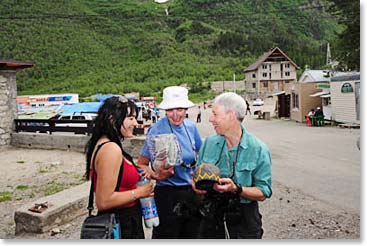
top-left (14, 119), bottom-right (94, 135)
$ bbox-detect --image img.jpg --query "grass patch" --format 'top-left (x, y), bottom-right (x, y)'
top-left (43, 181), bottom-right (64, 196)
top-left (0, 191), bottom-right (13, 202)
top-left (16, 185), bottom-right (29, 190)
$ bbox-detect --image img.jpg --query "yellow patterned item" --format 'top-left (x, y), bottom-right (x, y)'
top-left (193, 163), bottom-right (221, 191)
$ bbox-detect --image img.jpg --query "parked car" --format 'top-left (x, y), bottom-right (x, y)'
top-left (55, 113), bottom-right (97, 127)
top-left (253, 98), bottom-right (264, 106)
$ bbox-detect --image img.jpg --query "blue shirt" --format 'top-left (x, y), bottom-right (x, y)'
top-left (197, 126), bottom-right (272, 203)
top-left (140, 117), bottom-right (202, 186)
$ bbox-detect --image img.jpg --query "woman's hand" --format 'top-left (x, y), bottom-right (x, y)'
top-left (191, 172), bottom-right (207, 195)
top-left (191, 181), bottom-right (207, 195)
top-left (135, 182), bottom-right (154, 199)
top-left (155, 160), bottom-right (174, 181)
top-left (137, 164), bottom-right (155, 179)
top-left (213, 178), bottom-right (236, 193)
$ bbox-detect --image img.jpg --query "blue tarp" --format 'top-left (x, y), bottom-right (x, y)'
top-left (60, 102), bottom-right (102, 116)
top-left (94, 94), bottom-right (119, 102)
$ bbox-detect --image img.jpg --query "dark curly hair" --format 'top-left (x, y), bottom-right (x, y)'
top-left (85, 96), bottom-right (137, 180)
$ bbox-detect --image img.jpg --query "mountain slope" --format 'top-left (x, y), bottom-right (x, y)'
top-left (0, 0), bottom-right (341, 98)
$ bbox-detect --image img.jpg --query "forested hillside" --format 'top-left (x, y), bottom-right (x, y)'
top-left (0, 0), bottom-right (345, 98)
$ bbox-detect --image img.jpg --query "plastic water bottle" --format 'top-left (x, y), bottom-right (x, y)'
top-left (137, 170), bottom-right (159, 228)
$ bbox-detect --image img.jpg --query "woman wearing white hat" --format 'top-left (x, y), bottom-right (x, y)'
top-left (138, 86), bottom-right (202, 239)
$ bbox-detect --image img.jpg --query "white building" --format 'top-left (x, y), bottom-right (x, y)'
top-left (330, 72), bottom-right (360, 124)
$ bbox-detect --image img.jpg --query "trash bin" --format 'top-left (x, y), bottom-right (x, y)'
top-left (263, 111), bottom-right (270, 120)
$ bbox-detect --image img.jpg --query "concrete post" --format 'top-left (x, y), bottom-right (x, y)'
top-left (0, 60), bottom-right (33, 148)
top-left (0, 71), bottom-right (17, 147)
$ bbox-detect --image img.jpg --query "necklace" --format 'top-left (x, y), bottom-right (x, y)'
top-left (215, 129), bottom-right (243, 179)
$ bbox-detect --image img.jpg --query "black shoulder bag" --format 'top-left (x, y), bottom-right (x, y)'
top-left (80, 142), bottom-right (124, 239)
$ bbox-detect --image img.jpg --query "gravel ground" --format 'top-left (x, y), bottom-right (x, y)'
top-left (0, 147), bottom-right (359, 240)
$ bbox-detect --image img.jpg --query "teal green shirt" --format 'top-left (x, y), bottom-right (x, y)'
top-left (197, 126), bottom-right (272, 203)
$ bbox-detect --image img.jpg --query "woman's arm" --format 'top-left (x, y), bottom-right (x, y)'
top-left (95, 143), bottom-right (154, 211)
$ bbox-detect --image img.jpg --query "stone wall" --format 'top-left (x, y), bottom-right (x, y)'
top-left (0, 71), bottom-right (17, 147)
top-left (11, 132), bottom-right (146, 159)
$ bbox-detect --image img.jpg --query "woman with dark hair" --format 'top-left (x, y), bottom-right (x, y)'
top-left (85, 96), bottom-right (154, 239)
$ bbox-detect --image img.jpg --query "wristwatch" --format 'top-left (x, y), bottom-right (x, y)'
top-left (234, 182), bottom-right (242, 197)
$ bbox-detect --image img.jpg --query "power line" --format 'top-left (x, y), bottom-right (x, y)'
top-left (0, 4), bottom-right (334, 21)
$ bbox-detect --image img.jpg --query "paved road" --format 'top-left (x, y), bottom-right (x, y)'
top-left (188, 101), bottom-right (361, 214)
top-left (7, 100), bottom-right (359, 239)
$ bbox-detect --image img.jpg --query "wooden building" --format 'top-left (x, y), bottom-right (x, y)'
top-left (290, 70), bottom-right (330, 123)
top-left (244, 47), bottom-right (299, 97)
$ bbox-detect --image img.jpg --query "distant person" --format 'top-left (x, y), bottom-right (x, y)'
top-left (85, 96), bottom-right (154, 239)
top-left (196, 106), bottom-right (202, 123)
top-left (152, 107), bottom-right (158, 123)
top-left (314, 107), bottom-right (324, 126)
top-left (307, 109), bottom-right (315, 117)
top-left (305, 108), bottom-right (315, 126)
top-left (245, 100), bottom-right (251, 115)
top-left (137, 106), bottom-right (144, 124)
top-left (193, 92), bottom-right (272, 239)
top-left (203, 101), bottom-right (207, 110)
top-left (314, 107), bottom-right (323, 117)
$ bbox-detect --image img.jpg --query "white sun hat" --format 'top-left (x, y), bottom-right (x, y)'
top-left (158, 86), bottom-right (195, 110)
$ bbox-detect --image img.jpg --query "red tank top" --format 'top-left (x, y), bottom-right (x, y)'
top-left (91, 158), bottom-right (139, 208)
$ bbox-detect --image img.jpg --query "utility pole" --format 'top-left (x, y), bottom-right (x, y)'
top-left (326, 42), bottom-right (331, 66)
top-left (233, 73), bottom-right (236, 93)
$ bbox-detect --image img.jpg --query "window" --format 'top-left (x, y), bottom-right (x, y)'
top-left (285, 63), bottom-right (290, 68)
top-left (262, 64), bottom-right (267, 69)
top-left (252, 83), bottom-right (256, 88)
top-left (262, 73), bottom-right (267, 77)
top-left (252, 73), bottom-right (256, 78)
top-left (292, 93), bottom-right (299, 109)
top-left (263, 82), bottom-right (268, 88)
top-left (73, 116), bottom-right (85, 120)
top-left (285, 71), bottom-right (290, 76)
top-left (341, 83), bottom-right (353, 93)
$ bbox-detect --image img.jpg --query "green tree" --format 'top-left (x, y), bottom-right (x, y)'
top-left (328, 0), bottom-right (360, 70)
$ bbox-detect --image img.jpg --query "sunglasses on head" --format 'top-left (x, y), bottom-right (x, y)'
top-left (117, 95), bottom-right (128, 103)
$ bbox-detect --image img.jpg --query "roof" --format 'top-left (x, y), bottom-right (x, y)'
top-left (59, 102), bottom-right (102, 116)
top-left (0, 59), bottom-right (34, 70)
top-left (309, 91), bottom-right (330, 97)
top-left (331, 72), bottom-right (360, 82)
top-left (298, 70), bottom-right (330, 83)
top-left (268, 91), bottom-right (286, 97)
top-left (244, 47), bottom-right (299, 72)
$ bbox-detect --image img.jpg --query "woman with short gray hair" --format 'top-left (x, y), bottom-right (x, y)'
top-left (214, 92), bottom-right (246, 122)
top-left (194, 92), bottom-right (272, 239)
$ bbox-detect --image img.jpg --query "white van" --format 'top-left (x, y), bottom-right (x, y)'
top-left (56, 113), bottom-right (97, 127)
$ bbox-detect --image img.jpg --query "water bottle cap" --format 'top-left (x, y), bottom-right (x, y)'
top-left (138, 169), bottom-right (144, 174)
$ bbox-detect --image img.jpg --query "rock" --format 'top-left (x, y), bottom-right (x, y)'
top-left (51, 228), bottom-right (60, 236)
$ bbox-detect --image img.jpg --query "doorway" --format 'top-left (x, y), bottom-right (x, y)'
top-left (278, 94), bottom-right (290, 118)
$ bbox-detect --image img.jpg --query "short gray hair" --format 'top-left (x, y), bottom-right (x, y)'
top-left (214, 92), bottom-right (246, 122)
